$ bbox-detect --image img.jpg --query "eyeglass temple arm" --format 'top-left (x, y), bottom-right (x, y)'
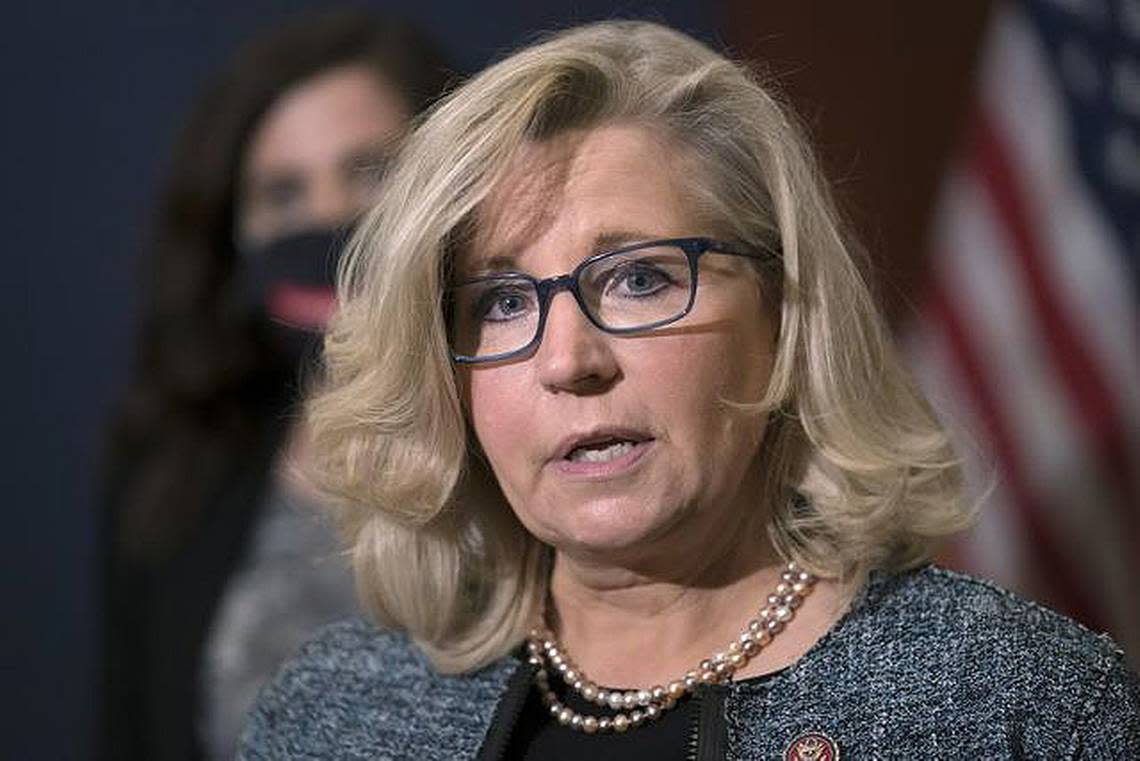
top-left (685, 236), bottom-right (782, 261)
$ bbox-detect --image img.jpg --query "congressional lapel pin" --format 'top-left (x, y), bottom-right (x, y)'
top-left (784, 731), bottom-right (839, 761)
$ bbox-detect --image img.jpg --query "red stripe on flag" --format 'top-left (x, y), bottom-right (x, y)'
top-left (971, 113), bottom-right (1140, 552)
top-left (928, 279), bottom-right (1103, 629)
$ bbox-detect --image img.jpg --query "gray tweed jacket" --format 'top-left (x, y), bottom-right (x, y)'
top-left (237, 566), bottom-right (1140, 759)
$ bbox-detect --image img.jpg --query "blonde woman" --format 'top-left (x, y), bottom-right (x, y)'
top-left (239, 21), bottom-right (1139, 760)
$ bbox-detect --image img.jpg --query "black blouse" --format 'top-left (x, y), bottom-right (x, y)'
top-left (503, 668), bottom-right (783, 760)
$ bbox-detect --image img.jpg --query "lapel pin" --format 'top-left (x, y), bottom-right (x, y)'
top-left (784, 731), bottom-right (839, 761)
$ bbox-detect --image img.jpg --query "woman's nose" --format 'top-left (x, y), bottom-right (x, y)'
top-left (534, 292), bottom-right (619, 394)
top-left (308, 174), bottom-right (360, 229)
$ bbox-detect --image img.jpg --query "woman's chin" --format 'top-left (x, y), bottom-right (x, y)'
top-left (544, 500), bottom-right (682, 561)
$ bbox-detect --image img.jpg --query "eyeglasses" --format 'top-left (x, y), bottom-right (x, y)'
top-left (447, 236), bottom-right (777, 364)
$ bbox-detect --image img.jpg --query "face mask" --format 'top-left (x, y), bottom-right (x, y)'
top-left (240, 227), bottom-right (351, 370)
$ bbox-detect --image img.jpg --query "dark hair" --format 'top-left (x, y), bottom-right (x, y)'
top-left (104, 8), bottom-right (454, 561)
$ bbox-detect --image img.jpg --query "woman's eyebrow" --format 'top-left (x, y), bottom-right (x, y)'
top-left (460, 252), bottom-right (521, 278)
top-left (338, 145), bottom-right (390, 175)
top-left (461, 228), bottom-right (658, 277)
top-left (245, 171), bottom-right (305, 203)
top-left (592, 229), bottom-right (655, 253)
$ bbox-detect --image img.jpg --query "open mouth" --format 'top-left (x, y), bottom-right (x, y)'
top-left (555, 429), bottom-right (655, 472)
top-left (565, 439), bottom-right (639, 463)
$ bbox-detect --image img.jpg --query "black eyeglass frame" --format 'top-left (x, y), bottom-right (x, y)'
top-left (448, 236), bottom-right (778, 364)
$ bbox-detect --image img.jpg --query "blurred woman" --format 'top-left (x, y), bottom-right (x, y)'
top-left (100, 9), bottom-right (451, 760)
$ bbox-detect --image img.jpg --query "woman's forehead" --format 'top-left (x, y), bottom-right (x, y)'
top-left (466, 136), bottom-right (578, 270)
top-left (460, 125), bottom-right (698, 274)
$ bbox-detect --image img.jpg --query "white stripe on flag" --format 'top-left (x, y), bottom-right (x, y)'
top-left (982, 7), bottom-right (1140, 442)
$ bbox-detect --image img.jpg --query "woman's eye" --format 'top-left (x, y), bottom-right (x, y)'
top-left (477, 286), bottom-right (534, 322)
top-left (609, 264), bottom-right (671, 297)
top-left (252, 176), bottom-right (306, 213)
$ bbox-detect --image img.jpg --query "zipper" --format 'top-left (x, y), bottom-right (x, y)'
top-left (686, 685), bottom-right (729, 761)
top-left (475, 658), bottom-right (538, 761)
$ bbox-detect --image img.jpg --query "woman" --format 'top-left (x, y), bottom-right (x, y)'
top-left (239, 21), bottom-right (1139, 759)
top-left (101, 9), bottom-right (451, 760)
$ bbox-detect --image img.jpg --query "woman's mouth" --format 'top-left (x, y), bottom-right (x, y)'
top-left (553, 432), bottom-right (655, 477)
top-left (566, 439), bottom-right (637, 463)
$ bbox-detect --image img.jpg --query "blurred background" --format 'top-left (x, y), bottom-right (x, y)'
top-left (6, 0), bottom-right (1136, 758)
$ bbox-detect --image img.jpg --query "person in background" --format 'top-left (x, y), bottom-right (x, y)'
top-left (99, 9), bottom-right (452, 760)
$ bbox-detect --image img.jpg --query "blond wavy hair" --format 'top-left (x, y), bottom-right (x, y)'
top-left (305, 20), bottom-right (969, 673)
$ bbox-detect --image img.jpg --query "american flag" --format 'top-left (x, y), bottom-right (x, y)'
top-left (906, 0), bottom-right (1140, 663)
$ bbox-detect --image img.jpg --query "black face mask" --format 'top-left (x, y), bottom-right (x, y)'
top-left (240, 227), bottom-right (351, 371)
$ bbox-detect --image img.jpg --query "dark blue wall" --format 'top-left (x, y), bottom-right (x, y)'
top-left (7, 2), bottom-right (722, 757)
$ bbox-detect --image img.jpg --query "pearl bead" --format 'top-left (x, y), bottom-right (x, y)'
top-left (526, 560), bottom-right (812, 734)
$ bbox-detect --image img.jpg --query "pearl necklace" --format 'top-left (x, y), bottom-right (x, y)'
top-left (525, 562), bottom-right (816, 734)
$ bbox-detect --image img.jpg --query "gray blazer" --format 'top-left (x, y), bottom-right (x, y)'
top-left (238, 566), bottom-right (1140, 759)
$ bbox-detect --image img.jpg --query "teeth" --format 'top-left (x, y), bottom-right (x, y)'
top-left (568, 440), bottom-right (635, 463)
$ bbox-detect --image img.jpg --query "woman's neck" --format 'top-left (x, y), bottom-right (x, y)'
top-left (546, 538), bottom-right (846, 689)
